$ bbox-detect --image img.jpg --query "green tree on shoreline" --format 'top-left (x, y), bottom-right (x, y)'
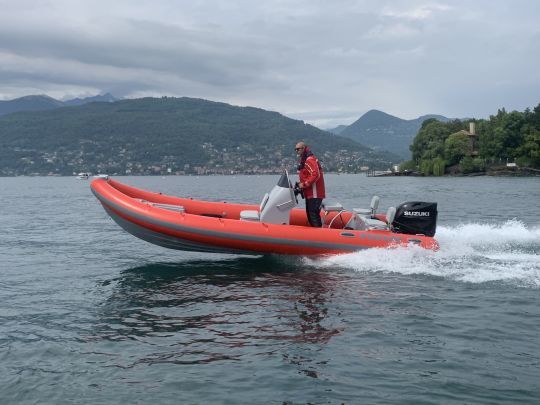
top-left (403, 103), bottom-right (540, 175)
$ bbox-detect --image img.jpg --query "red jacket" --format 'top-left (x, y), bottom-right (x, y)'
top-left (298, 153), bottom-right (325, 199)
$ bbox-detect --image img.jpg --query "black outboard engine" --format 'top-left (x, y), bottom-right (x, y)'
top-left (392, 202), bottom-right (438, 237)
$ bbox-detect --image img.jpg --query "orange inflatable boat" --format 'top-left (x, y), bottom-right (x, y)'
top-left (90, 172), bottom-right (439, 256)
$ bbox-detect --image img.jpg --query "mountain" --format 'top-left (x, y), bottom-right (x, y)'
top-left (0, 97), bottom-right (399, 176)
top-left (63, 93), bottom-right (118, 106)
top-left (0, 93), bottom-right (118, 116)
top-left (336, 110), bottom-right (451, 159)
top-left (0, 95), bottom-right (64, 116)
top-left (327, 125), bottom-right (348, 135)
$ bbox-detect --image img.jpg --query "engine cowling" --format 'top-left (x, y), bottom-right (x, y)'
top-left (392, 201), bottom-right (438, 237)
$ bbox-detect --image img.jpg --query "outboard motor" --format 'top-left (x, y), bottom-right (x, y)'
top-left (392, 202), bottom-right (438, 237)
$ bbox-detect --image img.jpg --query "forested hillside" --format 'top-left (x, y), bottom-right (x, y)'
top-left (0, 97), bottom-right (398, 176)
top-left (403, 104), bottom-right (540, 175)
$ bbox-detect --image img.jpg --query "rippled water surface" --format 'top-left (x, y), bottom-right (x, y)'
top-left (1, 175), bottom-right (539, 404)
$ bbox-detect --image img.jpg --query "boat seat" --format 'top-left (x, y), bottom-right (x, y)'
top-left (323, 201), bottom-right (344, 212)
top-left (240, 193), bottom-right (270, 222)
top-left (353, 196), bottom-right (380, 218)
top-left (363, 206), bottom-right (396, 230)
top-left (344, 213), bottom-right (367, 230)
top-left (323, 201), bottom-right (346, 228)
top-left (386, 206), bottom-right (396, 227)
top-left (363, 217), bottom-right (387, 230)
top-left (240, 210), bottom-right (260, 221)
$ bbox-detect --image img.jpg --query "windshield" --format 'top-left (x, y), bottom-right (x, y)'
top-left (277, 170), bottom-right (291, 188)
top-left (277, 169), bottom-right (297, 204)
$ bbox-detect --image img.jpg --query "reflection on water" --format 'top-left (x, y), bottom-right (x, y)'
top-left (93, 257), bottom-right (343, 372)
top-left (3, 176), bottom-right (540, 403)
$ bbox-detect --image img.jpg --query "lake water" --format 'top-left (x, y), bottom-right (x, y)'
top-left (1, 174), bottom-right (539, 404)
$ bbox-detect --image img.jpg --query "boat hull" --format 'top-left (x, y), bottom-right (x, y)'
top-left (91, 178), bottom-right (439, 256)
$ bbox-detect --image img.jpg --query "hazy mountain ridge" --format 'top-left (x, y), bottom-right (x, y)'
top-left (329, 110), bottom-right (452, 159)
top-left (0, 93), bottom-right (118, 116)
top-left (63, 93), bottom-right (118, 106)
top-left (0, 97), bottom-right (399, 176)
top-left (327, 124), bottom-right (348, 135)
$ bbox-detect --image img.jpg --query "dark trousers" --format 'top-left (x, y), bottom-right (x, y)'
top-left (306, 198), bottom-right (323, 227)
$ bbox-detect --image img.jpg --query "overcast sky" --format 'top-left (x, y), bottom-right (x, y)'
top-left (0, 0), bottom-right (539, 128)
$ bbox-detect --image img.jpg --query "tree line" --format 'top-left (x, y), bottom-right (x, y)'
top-left (401, 103), bottom-right (540, 175)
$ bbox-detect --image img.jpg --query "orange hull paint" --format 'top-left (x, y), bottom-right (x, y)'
top-left (90, 178), bottom-right (439, 256)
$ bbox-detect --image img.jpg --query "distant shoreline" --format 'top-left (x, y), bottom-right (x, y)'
top-left (368, 166), bottom-right (540, 178)
top-left (1, 170), bottom-right (539, 178)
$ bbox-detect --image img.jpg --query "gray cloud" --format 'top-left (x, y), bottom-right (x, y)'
top-left (0, 0), bottom-right (539, 127)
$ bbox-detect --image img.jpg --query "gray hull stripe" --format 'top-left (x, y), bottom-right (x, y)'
top-left (92, 187), bottom-right (369, 252)
top-left (105, 206), bottom-right (256, 255)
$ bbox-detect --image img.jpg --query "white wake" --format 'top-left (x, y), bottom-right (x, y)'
top-left (312, 220), bottom-right (540, 287)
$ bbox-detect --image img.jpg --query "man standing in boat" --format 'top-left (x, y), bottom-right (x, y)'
top-left (295, 141), bottom-right (326, 227)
